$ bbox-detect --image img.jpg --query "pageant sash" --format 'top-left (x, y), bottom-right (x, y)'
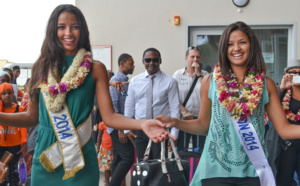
top-left (231, 117), bottom-right (275, 186)
top-left (40, 93), bottom-right (91, 180)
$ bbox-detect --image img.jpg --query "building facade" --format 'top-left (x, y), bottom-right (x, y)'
top-left (76, 0), bottom-right (300, 86)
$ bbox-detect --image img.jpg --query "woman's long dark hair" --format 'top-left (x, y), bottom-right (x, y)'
top-left (28, 4), bottom-right (91, 99)
top-left (218, 21), bottom-right (266, 76)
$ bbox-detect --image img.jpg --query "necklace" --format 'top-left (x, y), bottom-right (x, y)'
top-left (282, 87), bottom-right (300, 121)
top-left (40, 48), bottom-right (93, 112)
top-left (214, 64), bottom-right (264, 122)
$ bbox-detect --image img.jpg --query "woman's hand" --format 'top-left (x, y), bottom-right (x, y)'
top-left (141, 119), bottom-right (173, 143)
top-left (155, 115), bottom-right (176, 128)
top-left (279, 74), bottom-right (300, 92)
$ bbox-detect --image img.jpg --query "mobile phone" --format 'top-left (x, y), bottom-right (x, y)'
top-left (120, 90), bottom-right (128, 96)
top-left (293, 76), bottom-right (300, 83)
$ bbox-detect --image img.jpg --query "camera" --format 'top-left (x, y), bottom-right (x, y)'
top-left (293, 76), bottom-right (300, 83)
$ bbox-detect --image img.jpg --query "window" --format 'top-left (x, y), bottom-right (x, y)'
top-left (188, 24), bottom-right (295, 87)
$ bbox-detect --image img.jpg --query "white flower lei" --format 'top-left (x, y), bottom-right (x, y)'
top-left (40, 48), bottom-right (93, 112)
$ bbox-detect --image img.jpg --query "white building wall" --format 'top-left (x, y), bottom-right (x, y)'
top-left (76, 0), bottom-right (300, 77)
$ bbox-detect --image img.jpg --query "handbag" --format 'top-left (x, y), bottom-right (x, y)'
top-left (18, 157), bottom-right (27, 184)
top-left (131, 138), bottom-right (190, 186)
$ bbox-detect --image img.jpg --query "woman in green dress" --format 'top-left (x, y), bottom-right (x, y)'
top-left (0, 4), bottom-right (169, 186)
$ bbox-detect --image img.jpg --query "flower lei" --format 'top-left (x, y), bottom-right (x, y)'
top-left (40, 48), bottom-right (93, 113)
top-left (282, 87), bottom-right (300, 121)
top-left (214, 65), bottom-right (264, 122)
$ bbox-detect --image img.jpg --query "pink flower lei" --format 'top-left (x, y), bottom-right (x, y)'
top-left (214, 64), bottom-right (265, 122)
top-left (282, 87), bottom-right (300, 121)
top-left (40, 48), bottom-right (93, 112)
top-left (45, 51), bottom-right (92, 96)
top-left (45, 55), bottom-right (92, 95)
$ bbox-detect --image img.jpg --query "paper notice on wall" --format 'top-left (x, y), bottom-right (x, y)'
top-left (92, 45), bottom-right (112, 70)
top-left (262, 52), bottom-right (274, 63)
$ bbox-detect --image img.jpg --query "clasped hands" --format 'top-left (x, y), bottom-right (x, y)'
top-left (141, 115), bottom-right (176, 143)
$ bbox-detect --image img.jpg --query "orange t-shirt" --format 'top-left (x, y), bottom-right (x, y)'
top-left (0, 104), bottom-right (27, 147)
top-left (98, 122), bottom-right (112, 150)
top-left (17, 88), bottom-right (24, 98)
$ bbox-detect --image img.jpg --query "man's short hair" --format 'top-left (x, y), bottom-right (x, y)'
top-left (118, 53), bottom-right (132, 66)
top-left (142, 48), bottom-right (161, 58)
top-left (186, 46), bottom-right (201, 57)
top-left (12, 65), bottom-right (20, 71)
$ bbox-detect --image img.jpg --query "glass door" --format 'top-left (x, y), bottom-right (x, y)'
top-left (189, 25), bottom-right (291, 87)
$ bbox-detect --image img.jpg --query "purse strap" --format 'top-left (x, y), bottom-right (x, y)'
top-left (143, 140), bottom-right (152, 161)
top-left (161, 137), bottom-right (183, 174)
top-left (182, 75), bottom-right (201, 150)
top-left (182, 75), bottom-right (200, 107)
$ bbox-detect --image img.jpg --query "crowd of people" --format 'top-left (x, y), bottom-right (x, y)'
top-left (1, 3), bottom-right (300, 186)
top-left (0, 68), bottom-right (36, 186)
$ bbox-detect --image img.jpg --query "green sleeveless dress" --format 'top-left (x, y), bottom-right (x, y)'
top-left (190, 74), bottom-right (269, 186)
top-left (31, 56), bottom-right (99, 186)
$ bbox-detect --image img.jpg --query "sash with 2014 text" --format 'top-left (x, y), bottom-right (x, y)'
top-left (40, 92), bottom-right (92, 180)
top-left (231, 117), bottom-right (275, 186)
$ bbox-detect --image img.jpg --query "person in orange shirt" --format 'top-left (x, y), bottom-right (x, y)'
top-left (96, 122), bottom-right (113, 186)
top-left (0, 83), bottom-right (27, 186)
top-left (2, 68), bottom-right (24, 102)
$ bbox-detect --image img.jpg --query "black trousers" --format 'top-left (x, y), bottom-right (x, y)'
top-left (0, 145), bottom-right (21, 186)
top-left (276, 139), bottom-right (300, 186)
top-left (177, 116), bottom-right (206, 153)
top-left (202, 177), bottom-right (260, 186)
top-left (134, 130), bottom-right (168, 162)
top-left (109, 129), bottom-right (134, 186)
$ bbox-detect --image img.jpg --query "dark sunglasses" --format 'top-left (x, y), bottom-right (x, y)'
top-left (188, 46), bottom-right (200, 50)
top-left (144, 58), bottom-right (160, 63)
top-left (288, 71), bottom-right (300, 75)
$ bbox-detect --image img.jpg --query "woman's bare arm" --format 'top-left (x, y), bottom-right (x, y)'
top-left (91, 61), bottom-right (169, 142)
top-left (266, 77), bottom-right (300, 140)
top-left (0, 95), bottom-right (39, 128)
top-left (156, 74), bottom-right (212, 136)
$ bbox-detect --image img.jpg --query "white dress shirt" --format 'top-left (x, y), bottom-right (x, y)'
top-left (124, 70), bottom-right (180, 138)
top-left (173, 67), bottom-right (208, 117)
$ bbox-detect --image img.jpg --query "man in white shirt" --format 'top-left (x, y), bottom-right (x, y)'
top-left (124, 48), bottom-right (180, 161)
top-left (173, 46), bottom-right (208, 154)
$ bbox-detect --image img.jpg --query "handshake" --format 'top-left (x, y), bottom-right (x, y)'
top-left (141, 115), bottom-right (176, 143)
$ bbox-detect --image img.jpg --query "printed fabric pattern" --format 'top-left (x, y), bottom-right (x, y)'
top-left (190, 74), bottom-right (269, 186)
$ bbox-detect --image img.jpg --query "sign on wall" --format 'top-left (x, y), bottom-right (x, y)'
top-left (91, 45), bottom-right (112, 70)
